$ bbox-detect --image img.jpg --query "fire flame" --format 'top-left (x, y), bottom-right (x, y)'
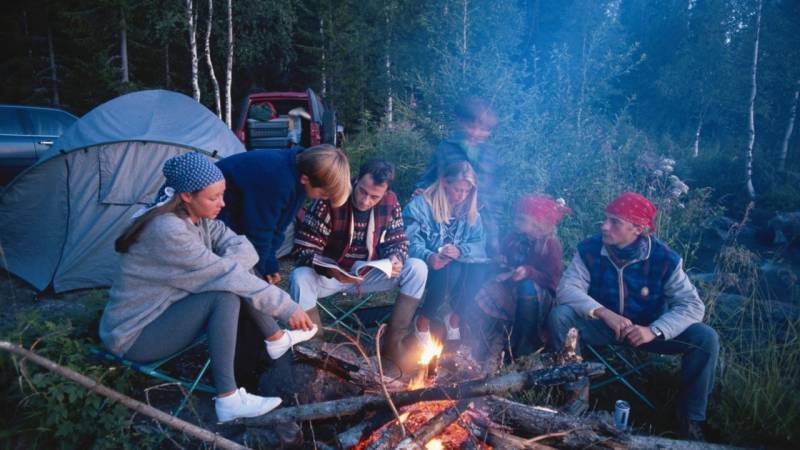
top-left (398, 412), bottom-right (409, 423)
top-left (425, 439), bottom-right (444, 450)
top-left (418, 339), bottom-right (443, 365)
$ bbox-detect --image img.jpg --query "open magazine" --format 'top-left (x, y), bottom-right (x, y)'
top-left (312, 254), bottom-right (393, 282)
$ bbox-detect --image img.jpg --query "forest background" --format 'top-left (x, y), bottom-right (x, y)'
top-left (1, 0), bottom-right (799, 448)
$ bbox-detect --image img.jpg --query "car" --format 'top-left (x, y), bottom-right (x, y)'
top-left (234, 88), bottom-right (339, 150)
top-left (0, 104), bottom-right (78, 185)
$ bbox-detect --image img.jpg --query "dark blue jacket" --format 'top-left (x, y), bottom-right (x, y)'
top-left (217, 148), bottom-right (304, 276)
top-left (577, 235), bottom-right (680, 325)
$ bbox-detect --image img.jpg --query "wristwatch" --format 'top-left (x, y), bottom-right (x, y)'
top-left (650, 326), bottom-right (664, 339)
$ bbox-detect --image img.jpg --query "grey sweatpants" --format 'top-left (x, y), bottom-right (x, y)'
top-left (124, 291), bottom-right (281, 393)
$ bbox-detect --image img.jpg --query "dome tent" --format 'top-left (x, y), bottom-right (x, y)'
top-left (0, 89), bottom-right (245, 293)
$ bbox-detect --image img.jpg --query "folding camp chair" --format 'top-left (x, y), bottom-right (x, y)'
top-left (317, 292), bottom-right (391, 343)
top-left (89, 335), bottom-right (214, 416)
top-left (585, 344), bottom-right (661, 409)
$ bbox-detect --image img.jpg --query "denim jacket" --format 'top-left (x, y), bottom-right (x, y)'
top-left (402, 195), bottom-right (486, 264)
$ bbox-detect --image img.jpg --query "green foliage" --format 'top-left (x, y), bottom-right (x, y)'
top-left (701, 245), bottom-right (800, 446)
top-left (0, 299), bottom-right (152, 449)
top-left (343, 123), bottom-right (433, 202)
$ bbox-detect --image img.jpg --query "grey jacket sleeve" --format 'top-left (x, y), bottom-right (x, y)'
top-left (556, 253), bottom-right (604, 317)
top-left (649, 259), bottom-right (705, 340)
top-left (147, 217), bottom-right (299, 322)
top-left (208, 219), bottom-right (259, 269)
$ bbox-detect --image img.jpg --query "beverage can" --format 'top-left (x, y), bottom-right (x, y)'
top-left (614, 400), bottom-right (630, 430)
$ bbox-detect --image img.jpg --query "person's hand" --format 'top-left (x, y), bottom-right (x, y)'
top-left (287, 308), bottom-right (315, 331)
top-left (389, 254), bottom-right (403, 277)
top-left (439, 244), bottom-right (461, 260)
top-left (511, 266), bottom-right (528, 281)
top-left (428, 253), bottom-right (451, 270)
top-left (327, 268), bottom-right (356, 284)
top-left (622, 325), bottom-right (656, 347)
top-left (264, 273), bottom-right (282, 284)
top-left (595, 307), bottom-right (634, 341)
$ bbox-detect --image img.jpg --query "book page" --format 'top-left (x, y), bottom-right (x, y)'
top-left (351, 258), bottom-right (393, 278)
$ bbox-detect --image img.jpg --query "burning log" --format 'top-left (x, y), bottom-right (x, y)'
top-left (239, 361), bottom-right (604, 427)
top-left (293, 342), bottom-right (405, 390)
top-left (392, 400), bottom-right (473, 450)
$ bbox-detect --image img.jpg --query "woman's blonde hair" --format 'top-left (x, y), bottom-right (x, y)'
top-left (115, 195), bottom-right (188, 253)
top-left (423, 161), bottom-right (479, 225)
top-left (297, 144), bottom-right (351, 207)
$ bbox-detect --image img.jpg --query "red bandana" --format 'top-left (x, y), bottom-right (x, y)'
top-left (605, 192), bottom-right (657, 231)
top-left (517, 195), bottom-right (571, 227)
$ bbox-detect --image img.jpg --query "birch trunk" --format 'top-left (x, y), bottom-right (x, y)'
top-left (779, 81), bottom-right (799, 171)
top-left (186, 0), bottom-right (200, 101)
top-left (224, 0), bottom-right (233, 127)
top-left (385, 4), bottom-right (393, 126)
top-left (204, 0), bottom-right (222, 118)
top-left (461, 0), bottom-right (469, 76)
top-left (47, 25), bottom-right (60, 106)
top-left (164, 43), bottom-right (171, 88)
top-left (745, 0), bottom-right (762, 201)
top-left (120, 9), bottom-right (129, 83)
top-left (693, 113), bottom-right (704, 158)
top-left (320, 17), bottom-right (327, 97)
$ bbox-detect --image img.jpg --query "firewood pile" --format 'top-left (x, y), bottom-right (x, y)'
top-left (230, 328), bottom-right (737, 450)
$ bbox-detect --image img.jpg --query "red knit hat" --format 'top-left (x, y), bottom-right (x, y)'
top-left (517, 194), bottom-right (571, 227)
top-left (605, 192), bottom-right (657, 231)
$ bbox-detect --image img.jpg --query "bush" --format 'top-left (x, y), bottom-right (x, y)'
top-left (0, 296), bottom-right (155, 449)
top-left (343, 123), bottom-right (433, 202)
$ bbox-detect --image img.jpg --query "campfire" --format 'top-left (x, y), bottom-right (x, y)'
top-left (231, 328), bottom-right (672, 449)
top-left (409, 338), bottom-right (443, 390)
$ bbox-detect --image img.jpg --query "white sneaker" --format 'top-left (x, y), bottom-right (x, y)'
top-left (414, 319), bottom-right (434, 348)
top-left (214, 387), bottom-right (282, 423)
top-left (444, 312), bottom-right (461, 341)
top-left (265, 325), bottom-right (318, 359)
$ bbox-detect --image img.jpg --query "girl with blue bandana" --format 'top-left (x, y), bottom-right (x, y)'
top-left (99, 152), bottom-right (317, 423)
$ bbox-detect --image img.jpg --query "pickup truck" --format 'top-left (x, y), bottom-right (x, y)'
top-left (234, 88), bottom-right (339, 150)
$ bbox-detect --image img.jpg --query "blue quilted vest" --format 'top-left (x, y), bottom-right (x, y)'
top-left (577, 235), bottom-right (680, 325)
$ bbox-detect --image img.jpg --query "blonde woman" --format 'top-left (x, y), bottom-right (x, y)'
top-left (403, 161), bottom-right (487, 345)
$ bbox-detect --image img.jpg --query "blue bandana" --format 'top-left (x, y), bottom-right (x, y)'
top-left (163, 152), bottom-right (224, 193)
top-left (132, 152), bottom-right (224, 219)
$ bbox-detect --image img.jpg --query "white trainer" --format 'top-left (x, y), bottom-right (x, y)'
top-left (214, 387), bottom-right (281, 423)
top-left (265, 325), bottom-right (318, 359)
top-left (444, 312), bottom-right (461, 341)
top-left (414, 319), bottom-right (434, 348)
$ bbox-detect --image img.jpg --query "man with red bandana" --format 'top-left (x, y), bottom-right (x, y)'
top-left (549, 192), bottom-right (718, 441)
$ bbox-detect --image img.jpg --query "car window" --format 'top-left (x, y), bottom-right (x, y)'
top-left (0, 108), bottom-right (26, 135)
top-left (28, 109), bottom-right (76, 136)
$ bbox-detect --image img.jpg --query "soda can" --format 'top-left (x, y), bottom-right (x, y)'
top-left (614, 400), bottom-right (630, 430)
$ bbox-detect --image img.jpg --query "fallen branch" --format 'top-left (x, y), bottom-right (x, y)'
top-left (466, 421), bottom-right (556, 450)
top-left (241, 361), bottom-right (604, 426)
top-left (0, 340), bottom-right (247, 450)
top-left (393, 399), bottom-right (473, 450)
top-left (628, 435), bottom-right (746, 450)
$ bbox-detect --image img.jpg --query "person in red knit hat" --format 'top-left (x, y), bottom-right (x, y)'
top-left (549, 192), bottom-right (718, 441)
top-left (468, 194), bottom-right (570, 360)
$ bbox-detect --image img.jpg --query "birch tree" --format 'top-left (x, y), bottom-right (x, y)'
top-left (779, 80), bottom-right (799, 172)
top-left (46, 22), bottom-right (60, 106)
top-left (186, 0), bottom-right (200, 101)
top-left (745, 0), bottom-right (762, 201)
top-left (120, 7), bottom-right (129, 83)
top-left (224, 0), bottom-right (233, 127)
top-left (204, 0), bottom-right (221, 117)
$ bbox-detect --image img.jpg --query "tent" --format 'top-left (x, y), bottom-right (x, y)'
top-left (0, 89), bottom-right (245, 293)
